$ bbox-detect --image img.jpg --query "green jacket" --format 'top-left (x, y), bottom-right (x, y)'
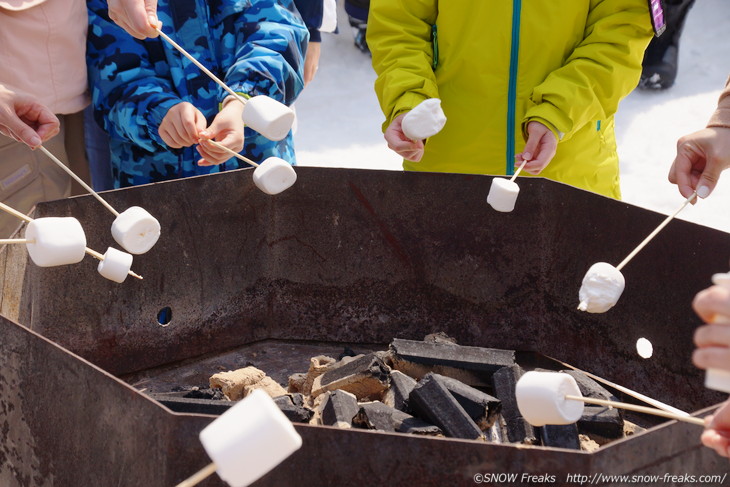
top-left (368, 0), bottom-right (654, 198)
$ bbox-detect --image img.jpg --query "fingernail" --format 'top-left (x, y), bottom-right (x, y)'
top-left (148, 15), bottom-right (158, 27)
top-left (522, 152), bottom-right (532, 161)
top-left (29, 135), bottom-right (41, 147)
top-left (697, 185), bottom-right (711, 199)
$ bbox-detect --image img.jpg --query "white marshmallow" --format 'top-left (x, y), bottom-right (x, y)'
top-left (578, 262), bottom-right (625, 313)
top-left (111, 206), bottom-right (161, 255)
top-left (97, 247), bottom-right (134, 283)
top-left (252, 158), bottom-right (297, 195)
top-left (515, 371), bottom-right (584, 427)
top-left (487, 178), bottom-right (520, 212)
top-left (199, 389), bottom-right (302, 487)
top-left (242, 95), bottom-right (295, 142)
top-left (25, 217), bottom-right (87, 267)
top-left (401, 98), bottom-right (447, 141)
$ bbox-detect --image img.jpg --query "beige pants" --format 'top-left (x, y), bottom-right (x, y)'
top-left (0, 111), bottom-right (90, 238)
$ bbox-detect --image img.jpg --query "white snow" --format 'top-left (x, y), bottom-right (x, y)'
top-left (294, 0), bottom-right (730, 232)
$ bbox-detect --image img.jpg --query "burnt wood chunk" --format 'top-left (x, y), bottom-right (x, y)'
top-left (273, 394), bottom-right (314, 423)
top-left (578, 406), bottom-right (624, 439)
top-left (320, 390), bottom-right (359, 428)
top-left (410, 373), bottom-right (485, 440)
top-left (491, 365), bottom-right (537, 444)
top-left (390, 339), bottom-right (515, 374)
top-left (353, 401), bottom-right (442, 436)
top-left (383, 370), bottom-right (417, 412)
top-left (311, 353), bottom-right (391, 400)
top-left (426, 373), bottom-right (501, 429)
top-left (540, 424), bottom-right (581, 450)
top-left (563, 370), bottom-right (619, 402)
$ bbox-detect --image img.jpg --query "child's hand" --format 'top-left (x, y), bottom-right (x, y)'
top-left (384, 113), bottom-right (425, 162)
top-left (159, 102), bottom-right (207, 149)
top-left (516, 121), bottom-right (558, 174)
top-left (701, 400), bottom-right (730, 458)
top-left (197, 100), bottom-right (245, 166)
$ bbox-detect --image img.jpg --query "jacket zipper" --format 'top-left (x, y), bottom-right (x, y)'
top-left (506, 0), bottom-right (522, 175)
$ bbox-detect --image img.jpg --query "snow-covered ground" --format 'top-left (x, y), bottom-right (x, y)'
top-left (294, 0), bottom-right (730, 232)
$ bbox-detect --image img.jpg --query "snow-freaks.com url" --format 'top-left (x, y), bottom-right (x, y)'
top-left (565, 472), bottom-right (728, 484)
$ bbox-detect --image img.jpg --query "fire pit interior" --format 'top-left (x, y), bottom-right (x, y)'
top-left (1, 167), bottom-right (729, 486)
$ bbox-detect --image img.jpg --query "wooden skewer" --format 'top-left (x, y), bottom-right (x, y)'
top-left (205, 139), bottom-right (259, 167)
top-left (554, 359), bottom-right (690, 417)
top-left (565, 395), bottom-right (706, 426)
top-left (510, 159), bottom-right (528, 183)
top-left (156, 27), bottom-right (249, 107)
top-left (175, 462), bottom-right (217, 487)
top-left (37, 146), bottom-right (120, 217)
top-left (0, 203), bottom-right (142, 280)
top-left (615, 191), bottom-right (697, 272)
top-left (0, 238), bottom-right (33, 245)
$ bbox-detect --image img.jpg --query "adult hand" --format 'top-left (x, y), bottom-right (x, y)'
top-left (384, 113), bottom-right (425, 162)
top-left (516, 121), bottom-right (558, 174)
top-left (197, 101), bottom-right (245, 166)
top-left (158, 102), bottom-right (207, 149)
top-left (108, 0), bottom-right (160, 39)
top-left (0, 85), bottom-right (59, 148)
top-left (701, 400), bottom-right (730, 458)
top-left (692, 284), bottom-right (730, 372)
top-left (668, 127), bottom-right (730, 201)
top-left (303, 42), bottom-right (321, 86)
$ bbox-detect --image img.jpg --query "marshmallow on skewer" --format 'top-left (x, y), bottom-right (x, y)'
top-left (401, 98), bottom-right (447, 142)
top-left (578, 262), bottom-right (625, 313)
top-left (242, 95), bottom-right (295, 142)
top-left (198, 389), bottom-right (302, 487)
top-left (97, 247), bottom-right (134, 283)
top-left (252, 157), bottom-right (298, 195)
top-left (25, 217), bottom-right (87, 267)
top-left (487, 178), bottom-right (520, 212)
top-left (111, 206), bottom-right (161, 255)
top-left (515, 371), bottom-right (584, 427)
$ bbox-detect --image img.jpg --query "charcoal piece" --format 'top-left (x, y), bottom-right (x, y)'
top-left (338, 347), bottom-right (359, 360)
top-left (563, 370), bottom-right (619, 402)
top-left (320, 390), bottom-right (359, 428)
top-left (312, 353), bottom-right (391, 400)
top-left (410, 373), bottom-right (484, 440)
top-left (425, 373), bottom-right (501, 429)
top-left (383, 370), bottom-right (417, 412)
top-left (391, 339), bottom-right (515, 374)
top-left (182, 387), bottom-right (225, 401)
top-left (491, 365), bottom-right (537, 444)
top-left (273, 394), bottom-right (314, 423)
top-left (578, 406), bottom-right (624, 439)
top-left (540, 424), bottom-right (581, 450)
top-left (149, 394), bottom-right (232, 415)
top-left (353, 401), bottom-right (442, 436)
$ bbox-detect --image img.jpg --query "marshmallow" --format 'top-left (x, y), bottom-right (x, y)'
top-left (704, 272), bottom-right (730, 393)
top-left (578, 262), bottom-right (625, 313)
top-left (25, 217), bottom-right (87, 267)
top-left (111, 206), bottom-right (161, 255)
top-left (199, 389), bottom-right (302, 487)
top-left (401, 98), bottom-right (447, 141)
top-left (487, 178), bottom-right (520, 212)
top-left (515, 371), bottom-right (584, 427)
top-left (242, 95), bottom-right (295, 142)
top-left (252, 157), bottom-right (297, 195)
top-left (97, 247), bottom-right (134, 283)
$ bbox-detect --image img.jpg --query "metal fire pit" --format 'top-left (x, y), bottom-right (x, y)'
top-left (1, 167), bottom-right (728, 486)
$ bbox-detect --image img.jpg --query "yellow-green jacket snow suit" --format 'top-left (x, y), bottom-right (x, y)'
top-left (367, 0), bottom-right (654, 198)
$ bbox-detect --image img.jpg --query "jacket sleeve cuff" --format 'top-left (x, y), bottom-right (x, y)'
top-left (524, 103), bottom-right (569, 141)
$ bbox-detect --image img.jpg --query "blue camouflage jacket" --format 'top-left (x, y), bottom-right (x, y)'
top-left (87, 0), bottom-right (308, 188)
